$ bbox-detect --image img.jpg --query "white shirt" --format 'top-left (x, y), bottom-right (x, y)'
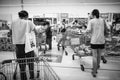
top-left (11, 19), bottom-right (35, 44)
top-left (86, 18), bottom-right (105, 44)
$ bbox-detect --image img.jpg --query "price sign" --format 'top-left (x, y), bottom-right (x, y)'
top-left (0, 30), bottom-right (9, 38)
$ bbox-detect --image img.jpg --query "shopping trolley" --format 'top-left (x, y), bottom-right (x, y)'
top-left (70, 33), bottom-right (107, 71)
top-left (68, 34), bottom-right (90, 71)
top-left (0, 56), bottom-right (60, 80)
top-left (36, 32), bottom-right (49, 54)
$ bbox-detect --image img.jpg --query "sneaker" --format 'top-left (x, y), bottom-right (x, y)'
top-left (91, 72), bottom-right (97, 77)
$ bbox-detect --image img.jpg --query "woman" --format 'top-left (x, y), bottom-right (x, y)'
top-left (85, 9), bottom-right (106, 77)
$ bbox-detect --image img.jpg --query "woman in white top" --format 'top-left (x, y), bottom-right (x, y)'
top-left (86, 9), bottom-right (106, 77)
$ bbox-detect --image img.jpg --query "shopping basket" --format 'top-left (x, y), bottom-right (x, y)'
top-left (0, 56), bottom-right (60, 80)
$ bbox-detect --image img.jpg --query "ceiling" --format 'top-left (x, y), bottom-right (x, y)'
top-left (0, 0), bottom-right (120, 5)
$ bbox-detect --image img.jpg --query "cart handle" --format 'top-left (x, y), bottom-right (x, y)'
top-left (1, 60), bottom-right (12, 65)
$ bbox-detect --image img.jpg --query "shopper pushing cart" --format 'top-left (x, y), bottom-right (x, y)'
top-left (84, 9), bottom-right (108, 77)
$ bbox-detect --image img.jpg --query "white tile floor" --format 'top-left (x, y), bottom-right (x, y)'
top-left (0, 38), bottom-right (120, 80)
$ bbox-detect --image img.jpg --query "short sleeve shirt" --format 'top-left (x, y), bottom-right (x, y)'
top-left (11, 19), bottom-right (35, 44)
top-left (86, 18), bottom-right (105, 44)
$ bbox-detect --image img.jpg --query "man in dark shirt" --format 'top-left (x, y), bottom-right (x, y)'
top-left (45, 21), bottom-right (52, 50)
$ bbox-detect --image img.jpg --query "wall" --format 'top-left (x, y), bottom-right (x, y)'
top-left (0, 3), bottom-right (120, 21)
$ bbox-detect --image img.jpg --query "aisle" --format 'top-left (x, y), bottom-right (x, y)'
top-left (50, 37), bottom-right (120, 80)
top-left (0, 37), bottom-right (120, 80)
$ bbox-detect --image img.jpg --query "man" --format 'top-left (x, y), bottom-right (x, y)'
top-left (45, 21), bottom-right (52, 50)
top-left (11, 10), bottom-right (37, 80)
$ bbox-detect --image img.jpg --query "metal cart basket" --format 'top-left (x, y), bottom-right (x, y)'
top-left (0, 57), bottom-right (60, 80)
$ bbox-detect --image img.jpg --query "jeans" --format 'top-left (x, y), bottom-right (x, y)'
top-left (16, 44), bottom-right (34, 80)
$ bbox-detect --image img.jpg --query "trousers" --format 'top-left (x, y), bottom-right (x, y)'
top-left (16, 44), bottom-right (34, 80)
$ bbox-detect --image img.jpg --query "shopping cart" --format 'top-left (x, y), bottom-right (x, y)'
top-left (70, 33), bottom-right (108, 71)
top-left (0, 56), bottom-right (60, 80)
top-left (67, 34), bottom-right (90, 71)
top-left (36, 32), bottom-right (49, 54)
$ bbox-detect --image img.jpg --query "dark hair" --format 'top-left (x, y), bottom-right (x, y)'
top-left (92, 9), bottom-right (100, 18)
top-left (18, 10), bottom-right (28, 19)
top-left (44, 21), bottom-right (50, 26)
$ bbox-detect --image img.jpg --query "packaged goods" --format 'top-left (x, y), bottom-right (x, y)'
top-left (0, 30), bottom-right (9, 38)
top-left (0, 44), bottom-right (6, 51)
top-left (0, 38), bottom-right (7, 44)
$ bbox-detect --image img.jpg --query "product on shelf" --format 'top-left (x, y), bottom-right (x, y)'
top-left (0, 44), bottom-right (6, 51)
top-left (0, 38), bottom-right (7, 44)
top-left (6, 44), bottom-right (15, 51)
top-left (6, 37), bottom-right (12, 44)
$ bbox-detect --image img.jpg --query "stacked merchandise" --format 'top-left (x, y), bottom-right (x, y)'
top-left (0, 20), bottom-right (15, 51)
top-left (105, 13), bottom-right (120, 56)
top-left (105, 35), bottom-right (120, 56)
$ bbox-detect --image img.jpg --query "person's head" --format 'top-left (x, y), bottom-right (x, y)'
top-left (45, 21), bottom-right (50, 26)
top-left (91, 9), bottom-right (100, 19)
top-left (44, 21), bottom-right (50, 29)
top-left (18, 10), bottom-right (28, 19)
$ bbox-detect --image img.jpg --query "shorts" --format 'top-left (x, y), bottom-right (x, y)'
top-left (90, 44), bottom-right (105, 49)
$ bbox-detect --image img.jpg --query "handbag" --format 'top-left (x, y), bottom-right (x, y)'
top-left (25, 21), bottom-right (36, 53)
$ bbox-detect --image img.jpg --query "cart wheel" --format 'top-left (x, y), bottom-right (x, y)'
top-left (81, 65), bottom-right (85, 71)
top-left (0, 72), bottom-right (7, 80)
top-left (101, 56), bottom-right (107, 64)
top-left (102, 59), bottom-right (107, 64)
top-left (65, 51), bottom-right (68, 55)
top-left (72, 55), bottom-right (74, 60)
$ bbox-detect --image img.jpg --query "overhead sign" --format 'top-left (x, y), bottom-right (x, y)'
top-left (61, 13), bottom-right (68, 18)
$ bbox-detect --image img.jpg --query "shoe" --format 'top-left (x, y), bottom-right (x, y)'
top-left (91, 72), bottom-right (97, 77)
top-left (101, 56), bottom-right (107, 64)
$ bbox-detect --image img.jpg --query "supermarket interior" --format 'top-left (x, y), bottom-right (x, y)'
top-left (0, 0), bottom-right (120, 80)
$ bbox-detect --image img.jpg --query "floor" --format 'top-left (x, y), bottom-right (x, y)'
top-left (0, 37), bottom-right (120, 80)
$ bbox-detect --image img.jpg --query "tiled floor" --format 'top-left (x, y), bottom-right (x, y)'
top-left (0, 38), bottom-right (120, 80)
